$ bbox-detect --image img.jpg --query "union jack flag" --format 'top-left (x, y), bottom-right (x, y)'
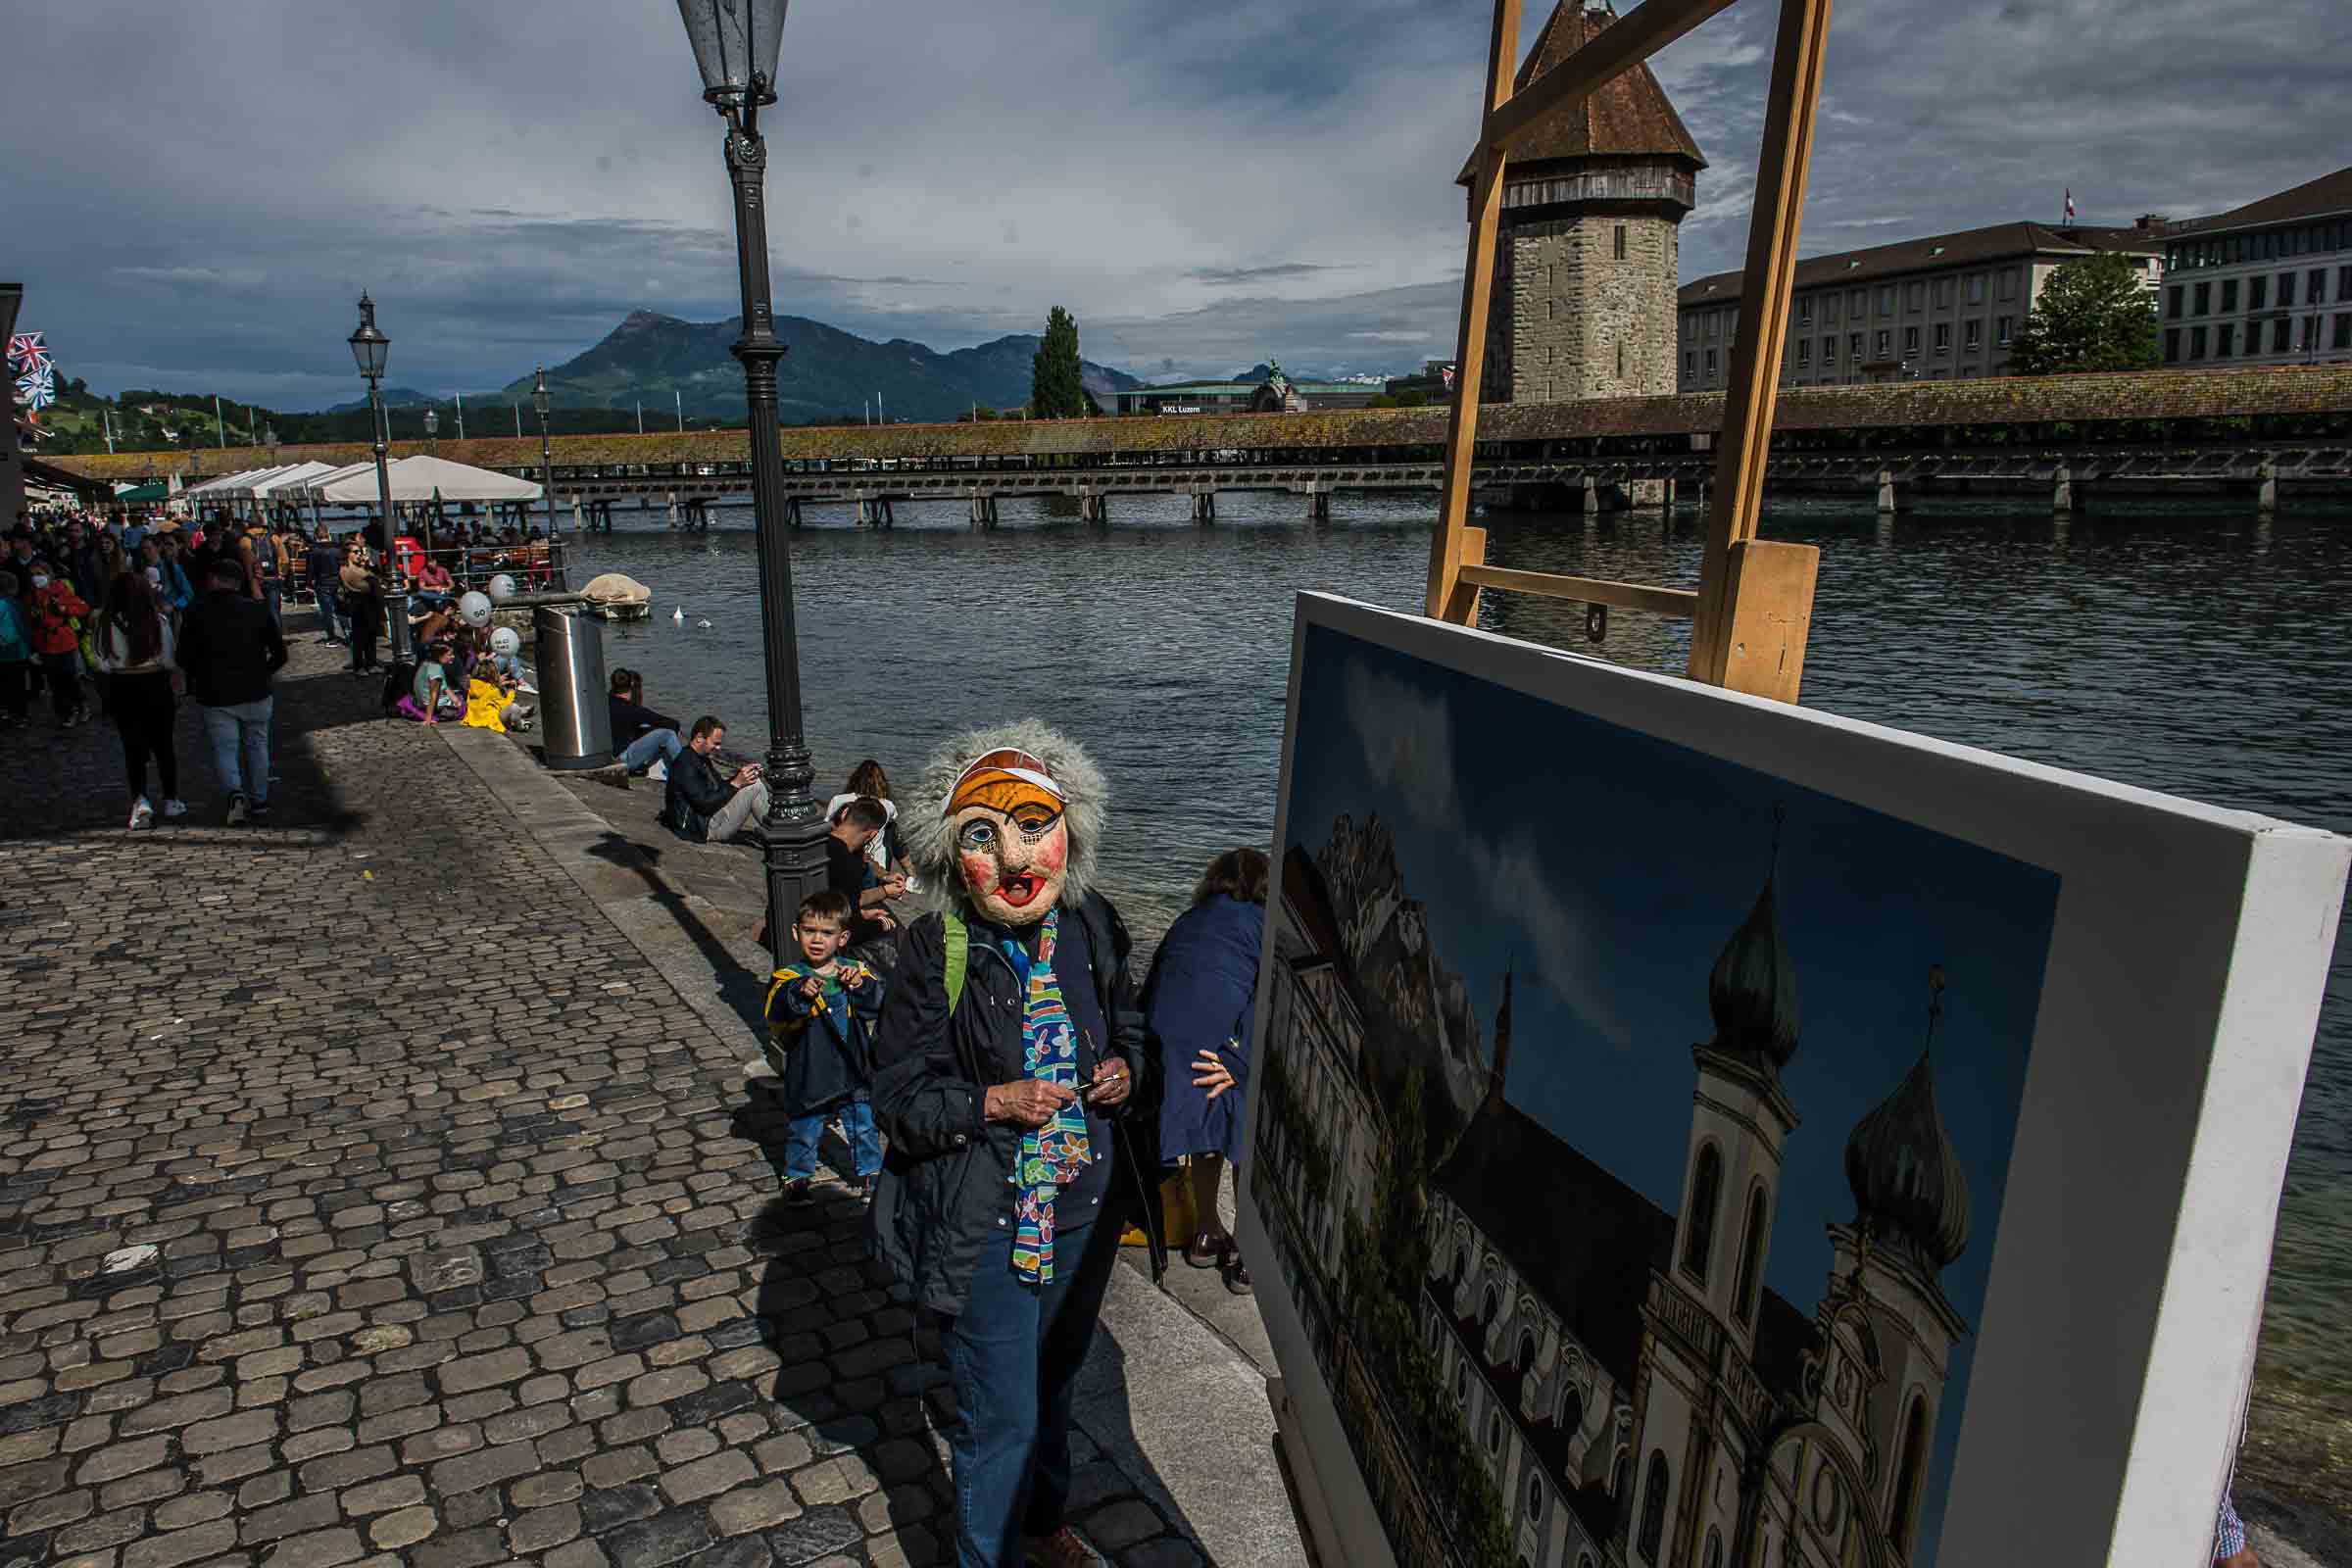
top-left (1439, 364), bottom-right (1456, 391)
top-left (14, 363), bottom-right (55, 416)
top-left (5, 332), bottom-right (48, 374)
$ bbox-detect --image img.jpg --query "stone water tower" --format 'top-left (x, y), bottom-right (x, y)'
top-left (1458, 0), bottom-right (1707, 405)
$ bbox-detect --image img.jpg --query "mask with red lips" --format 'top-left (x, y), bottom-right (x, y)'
top-left (944, 749), bottom-right (1069, 928)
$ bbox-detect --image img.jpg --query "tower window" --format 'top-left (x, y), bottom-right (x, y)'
top-left (1638, 1452), bottom-right (1671, 1562)
top-left (1616, 342), bottom-right (1626, 379)
top-left (1682, 1145), bottom-right (1723, 1284)
top-left (1614, 223), bottom-right (1628, 260)
top-left (1734, 1187), bottom-right (1768, 1325)
top-left (1891, 1396), bottom-right (1931, 1552)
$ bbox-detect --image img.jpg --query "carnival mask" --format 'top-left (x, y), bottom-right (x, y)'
top-left (945, 748), bottom-right (1069, 926)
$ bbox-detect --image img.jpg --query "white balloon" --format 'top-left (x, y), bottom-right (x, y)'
top-left (486, 573), bottom-right (517, 603)
top-left (489, 626), bottom-right (521, 658)
top-left (458, 591), bottom-right (493, 628)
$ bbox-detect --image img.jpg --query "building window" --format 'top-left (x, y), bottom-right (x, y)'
top-left (1996, 316), bottom-right (2014, 347)
top-left (1849, 332), bottom-right (1865, 364)
top-left (1616, 342), bottom-right (1627, 379)
top-left (1795, 339), bottom-right (1811, 367)
top-left (1682, 1146), bottom-right (1722, 1283)
top-left (1706, 314), bottom-right (1720, 339)
top-left (1455, 1363), bottom-right (1469, 1403)
top-left (2250, 275), bottom-right (2269, 312)
top-left (1734, 1188), bottom-right (1768, 1326)
top-left (1964, 320), bottom-right (1983, 352)
top-left (1705, 348), bottom-right (1719, 375)
top-left (1934, 322), bottom-right (1952, 355)
top-left (2312, 268), bottom-right (2328, 304)
top-left (1798, 296), bottom-right (1813, 324)
top-left (1528, 1473), bottom-right (1546, 1524)
top-left (2216, 322), bottom-right (2234, 358)
top-left (1824, 295), bottom-right (1838, 322)
top-left (1892, 1396), bottom-right (1932, 1552)
top-left (1997, 268), bottom-right (2019, 301)
top-left (2165, 284), bottom-right (2183, 318)
top-left (1704, 1531), bottom-right (1726, 1568)
top-left (1966, 272), bottom-right (1986, 304)
top-left (2164, 328), bottom-right (2181, 363)
top-left (2193, 281), bottom-right (2211, 316)
top-left (1638, 1453), bottom-right (1671, 1562)
top-left (1875, 329), bottom-right (1892, 358)
top-left (1614, 223), bottom-right (1628, 260)
top-left (1822, 336), bottom-right (1837, 367)
top-left (1559, 1387), bottom-right (1585, 1437)
top-left (2221, 278), bottom-right (2239, 313)
top-left (2189, 325), bottom-right (2208, 359)
top-left (1876, 284), bottom-right (1895, 316)
top-left (1611, 1450), bottom-right (1630, 1499)
top-left (1905, 280), bottom-right (1925, 311)
top-left (2274, 318), bottom-right (2292, 352)
top-left (1935, 277), bottom-right (1955, 307)
top-left (2338, 265), bottom-right (2352, 302)
top-left (1684, 351), bottom-right (1695, 378)
top-left (1902, 325), bottom-right (1920, 354)
top-left (1488, 1411), bottom-right (1504, 1455)
top-left (2334, 313), bottom-right (2352, 351)
top-left (2279, 271), bottom-right (2296, 308)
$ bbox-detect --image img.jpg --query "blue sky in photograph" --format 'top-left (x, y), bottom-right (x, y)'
top-left (1283, 622), bottom-right (2061, 1565)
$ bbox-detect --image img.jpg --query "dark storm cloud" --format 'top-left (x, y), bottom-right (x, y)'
top-left (6, 0), bottom-right (2345, 405)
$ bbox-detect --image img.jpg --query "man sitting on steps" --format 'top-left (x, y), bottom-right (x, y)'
top-left (662, 714), bottom-right (768, 845)
top-left (609, 667), bottom-right (685, 778)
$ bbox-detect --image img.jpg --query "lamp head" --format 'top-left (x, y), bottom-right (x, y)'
top-left (531, 368), bottom-right (551, 419)
top-left (348, 293), bottom-right (390, 380)
top-left (423, 409), bottom-right (438, 437)
top-left (675, 0), bottom-right (787, 110)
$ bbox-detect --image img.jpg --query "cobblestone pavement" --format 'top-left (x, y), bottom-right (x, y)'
top-left (0, 623), bottom-right (1221, 1568)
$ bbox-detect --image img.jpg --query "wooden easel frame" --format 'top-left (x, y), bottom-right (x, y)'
top-left (1425, 0), bottom-right (1834, 703)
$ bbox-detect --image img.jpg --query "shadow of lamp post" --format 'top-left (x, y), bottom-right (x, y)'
top-left (350, 293), bottom-right (410, 662)
top-left (672, 0), bottom-right (829, 952)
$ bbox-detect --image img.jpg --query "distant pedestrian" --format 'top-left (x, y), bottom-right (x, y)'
top-left (24, 561), bottom-right (90, 728)
top-left (177, 558), bottom-right (287, 825)
top-left (95, 571), bottom-right (184, 830)
top-left (662, 716), bottom-right (768, 844)
top-left (608, 668), bottom-right (684, 776)
top-left (307, 530), bottom-right (343, 643)
top-left (1145, 846), bottom-right (1267, 1294)
top-left (826, 759), bottom-right (914, 889)
top-left (0, 569), bottom-right (29, 726)
top-left (762, 888), bottom-right (886, 1204)
top-left (340, 548), bottom-right (384, 674)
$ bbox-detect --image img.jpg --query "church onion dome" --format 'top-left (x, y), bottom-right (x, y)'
top-left (1844, 1046), bottom-right (1973, 1271)
top-left (1707, 876), bottom-right (1799, 1068)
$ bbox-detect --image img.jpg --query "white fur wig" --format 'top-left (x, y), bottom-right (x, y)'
top-left (906, 718), bottom-right (1107, 913)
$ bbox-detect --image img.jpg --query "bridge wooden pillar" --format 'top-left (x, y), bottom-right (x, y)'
top-left (2052, 464), bottom-right (2074, 517)
top-left (667, 491), bottom-right (680, 529)
top-left (1424, 0), bottom-right (1827, 706)
top-left (2257, 458), bottom-right (2278, 516)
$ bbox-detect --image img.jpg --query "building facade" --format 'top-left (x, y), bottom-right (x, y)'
top-left (1677, 222), bottom-right (2165, 391)
top-left (2156, 167), bottom-right (2352, 368)
top-left (1460, 1), bottom-right (1706, 407)
top-left (1114, 370), bottom-right (1385, 416)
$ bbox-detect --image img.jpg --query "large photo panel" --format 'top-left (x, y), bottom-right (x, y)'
top-left (1237, 593), bottom-right (2347, 1568)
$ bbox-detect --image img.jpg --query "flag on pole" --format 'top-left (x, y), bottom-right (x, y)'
top-left (2064, 189), bottom-right (2076, 223)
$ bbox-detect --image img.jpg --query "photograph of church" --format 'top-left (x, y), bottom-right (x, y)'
top-left (1247, 622), bottom-right (2061, 1568)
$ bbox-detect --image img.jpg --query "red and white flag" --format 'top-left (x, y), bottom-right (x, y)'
top-left (2064, 188), bottom-right (2077, 222)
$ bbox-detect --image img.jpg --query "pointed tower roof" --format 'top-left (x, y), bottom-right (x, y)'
top-left (1843, 972), bottom-right (1973, 1272)
top-left (1457, 0), bottom-right (1710, 186)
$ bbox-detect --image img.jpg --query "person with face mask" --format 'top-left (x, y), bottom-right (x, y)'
top-left (867, 725), bottom-right (1165, 1568)
top-left (24, 561), bottom-right (90, 727)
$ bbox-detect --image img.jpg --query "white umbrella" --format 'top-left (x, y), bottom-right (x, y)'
top-left (314, 455), bottom-right (542, 505)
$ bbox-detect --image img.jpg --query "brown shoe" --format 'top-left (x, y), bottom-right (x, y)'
top-left (1225, 1252), bottom-right (1253, 1296)
top-left (1183, 1229), bottom-right (1232, 1270)
top-left (1024, 1525), bottom-right (1107, 1568)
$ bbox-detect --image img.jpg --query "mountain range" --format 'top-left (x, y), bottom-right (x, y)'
top-left (487, 310), bottom-right (1142, 425)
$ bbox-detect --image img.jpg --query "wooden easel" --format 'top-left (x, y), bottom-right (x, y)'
top-left (1425, 0), bottom-right (1835, 703)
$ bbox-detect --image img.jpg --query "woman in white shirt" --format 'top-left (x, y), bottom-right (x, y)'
top-left (825, 758), bottom-right (915, 894)
top-left (96, 569), bottom-right (185, 829)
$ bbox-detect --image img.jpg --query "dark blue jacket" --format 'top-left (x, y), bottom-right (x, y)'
top-left (1144, 894), bottom-right (1263, 1165)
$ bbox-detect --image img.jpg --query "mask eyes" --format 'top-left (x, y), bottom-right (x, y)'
top-left (956, 819), bottom-right (999, 854)
top-left (1009, 807), bottom-right (1062, 844)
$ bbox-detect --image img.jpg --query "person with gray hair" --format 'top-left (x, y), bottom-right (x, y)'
top-left (866, 720), bottom-right (1166, 1568)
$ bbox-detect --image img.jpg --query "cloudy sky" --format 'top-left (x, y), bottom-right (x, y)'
top-left (10, 0), bottom-right (2344, 409)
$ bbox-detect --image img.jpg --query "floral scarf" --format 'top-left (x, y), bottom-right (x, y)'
top-left (1001, 910), bottom-right (1092, 1283)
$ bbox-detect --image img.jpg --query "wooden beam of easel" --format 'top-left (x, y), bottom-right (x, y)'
top-left (1457, 564), bottom-right (1698, 618)
top-left (1483, 0), bottom-right (1740, 153)
top-left (1687, 0), bottom-right (1835, 687)
top-left (1425, 0), bottom-right (1524, 624)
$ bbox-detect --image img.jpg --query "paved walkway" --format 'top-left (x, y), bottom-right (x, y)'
top-left (0, 621), bottom-right (1299, 1568)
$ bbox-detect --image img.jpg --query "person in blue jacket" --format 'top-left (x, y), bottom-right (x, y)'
top-left (1144, 846), bottom-right (1268, 1294)
top-left (764, 888), bottom-right (886, 1202)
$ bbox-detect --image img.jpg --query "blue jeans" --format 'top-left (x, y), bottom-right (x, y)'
top-left (315, 584), bottom-right (342, 640)
top-left (619, 727), bottom-right (684, 773)
top-left (201, 697), bottom-right (273, 805)
top-left (943, 1217), bottom-right (1121, 1567)
top-left (784, 1101), bottom-right (881, 1182)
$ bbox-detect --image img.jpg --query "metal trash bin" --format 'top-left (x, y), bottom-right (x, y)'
top-left (535, 606), bottom-right (612, 770)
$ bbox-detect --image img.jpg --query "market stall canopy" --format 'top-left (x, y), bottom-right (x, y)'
top-left (214, 465), bottom-right (299, 499)
top-left (290, 462), bottom-right (379, 496)
top-left (313, 455), bottom-right (542, 505)
top-left (244, 461), bottom-right (339, 499)
top-left (181, 468), bottom-right (267, 499)
top-left (113, 479), bottom-right (172, 505)
top-left (22, 455), bottom-right (114, 502)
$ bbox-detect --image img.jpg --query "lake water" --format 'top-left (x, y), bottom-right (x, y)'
top-left (564, 488), bottom-right (2352, 1511)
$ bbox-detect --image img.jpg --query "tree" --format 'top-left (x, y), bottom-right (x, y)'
top-left (1029, 307), bottom-right (1089, 418)
top-left (2007, 252), bottom-right (2160, 375)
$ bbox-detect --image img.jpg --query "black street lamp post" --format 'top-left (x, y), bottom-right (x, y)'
top-left (350, 294), bottom-right (410, 661)
top-left (672, 0), bottom-right (829, 948)
top-left (532, 368), bottom-right (560, 538)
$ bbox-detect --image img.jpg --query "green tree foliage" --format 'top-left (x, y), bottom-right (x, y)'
top-left (1029, 307), bottom-right (1089, 418)
top-left (2008, 252), bottom-right (2161, 375)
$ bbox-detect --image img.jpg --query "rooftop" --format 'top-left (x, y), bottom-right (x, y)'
top-left (1457, 0), bottom-right (1707, 186)
top-left (2166, 166), bottom-right (2352, 238)
top-left (1679, 220), bottom-right (2162, 308)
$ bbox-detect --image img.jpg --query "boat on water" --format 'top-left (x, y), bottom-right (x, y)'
top-left (579, 572), bottom-right (654, 621)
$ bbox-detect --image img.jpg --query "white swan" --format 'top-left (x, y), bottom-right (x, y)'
top-left (671, 606), bottom-right (685, 625)
top-left (695, 617), bottom-right (712, 630)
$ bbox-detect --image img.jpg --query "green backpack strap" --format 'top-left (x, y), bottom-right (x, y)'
top-left (942, 910), bottom-right (969, 1016)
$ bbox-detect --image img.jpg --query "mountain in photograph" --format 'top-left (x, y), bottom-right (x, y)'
top-left (501, 310), bottom-right (1142, 424)
top-left (1308, 814), bottom-right (1489, 1152)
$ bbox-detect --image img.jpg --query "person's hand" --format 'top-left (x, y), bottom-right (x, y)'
top-left (1087, 1056), bottom-right (1134, 1108)
top-left (799, 976), bottom-right (821, 1001)
top-left (1192, 1051), bottom-right (1237, 1102)
top-left (840, 966), bottom-right (865, 991)
top-left (732, 764), bottom-right (759, 788)
top-left (882, 874), bottom-right (907, 898)
top-left (2221, 1549), bottom-right (2261, 1568)
top-left (986, 1079), bottom-right (1077, 1128)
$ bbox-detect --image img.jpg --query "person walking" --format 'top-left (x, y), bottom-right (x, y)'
top-left (176, 558), bottom-right (286, 824)
top-left (24, 560), bottom-right (90, 728)
top-left (868, 724), bottom-right (1164, 1568)
top-left (94, 571), bottom-right (185, 829)
top-left (307, 529), bottom-right (343, 644)
top-left (340, 547), bottom-right (384, 675)
top-left (0, 569), bottom-right (30, 727)
top-left (1144, 846), bottom-right (1268, 1294)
